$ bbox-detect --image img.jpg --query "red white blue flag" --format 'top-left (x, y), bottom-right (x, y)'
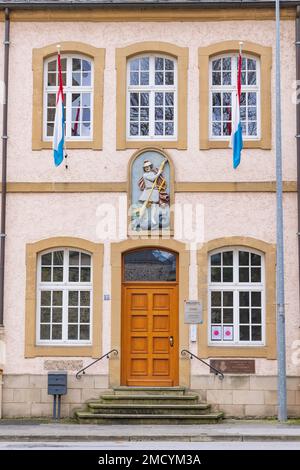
top-left (230, 53), bottom-right (243, 169)
top-left (53, 51), bottom-right (65, 167)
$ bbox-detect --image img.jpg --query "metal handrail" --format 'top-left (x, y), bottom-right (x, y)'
top-left (76, 349), bottom-right (118, 380)
top-left (181, 349), bottom-right (224, 380)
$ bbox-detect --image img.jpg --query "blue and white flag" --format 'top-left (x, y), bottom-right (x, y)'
top-left (53, 52), bottom-right (65, 167)
top-left (230, 53), bottom-right (243, 169)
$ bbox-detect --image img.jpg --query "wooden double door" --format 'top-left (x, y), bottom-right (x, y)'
top-left (121, 283), bottom-right (179, 386)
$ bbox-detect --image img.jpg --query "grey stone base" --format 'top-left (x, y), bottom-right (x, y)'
top-left (1, 374), bottom-right (300, 418)
top-left (191, 375), bottom-right (300, 418)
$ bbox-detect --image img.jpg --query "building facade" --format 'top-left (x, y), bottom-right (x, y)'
top-left (0, 0), bottom-right (299, 419)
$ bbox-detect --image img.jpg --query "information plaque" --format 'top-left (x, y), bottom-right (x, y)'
top-left (184, 301), bottom-right (203, 324)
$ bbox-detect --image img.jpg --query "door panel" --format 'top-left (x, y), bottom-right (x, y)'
top-left (122, 285), bottom-right (178, 386)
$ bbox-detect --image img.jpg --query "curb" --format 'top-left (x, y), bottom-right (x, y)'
top-left (0, 434), bottom-right (300, 442)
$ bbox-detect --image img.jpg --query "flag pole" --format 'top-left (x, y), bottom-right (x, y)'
top-left (56, 44), bottom-right (68, 170)
top-left (275, 0), bottom-right (287, 422)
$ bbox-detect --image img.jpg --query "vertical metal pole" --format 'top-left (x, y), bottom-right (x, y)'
top-left (57, 394), bottom-right (61, 419)
top-left (53, 395), bottom-right (57, 420)
top-left (0, 8), bottom-right (10, 326)
top-left (275, 0), bottom-right (287, 422)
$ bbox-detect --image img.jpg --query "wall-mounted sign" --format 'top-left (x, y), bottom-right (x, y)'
top-left (184, 301), bottom-right (203, 324)
top-left (210, 359), bottom-right (255, 374)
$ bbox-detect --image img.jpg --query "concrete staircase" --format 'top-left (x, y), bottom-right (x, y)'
top-left (75, 386), bottom-right (223, 424)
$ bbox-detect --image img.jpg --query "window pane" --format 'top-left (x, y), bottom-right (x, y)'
top-left (251, 325), bottom-right (262, 341)
top-left (130, 58), bottom-right (139, 71)
top-left (223, 251), bottom-right (233, 266)
top-left (239, 291), bottom-right (249, 307)
top-left (68, 307), bottom-right (78, 323)
top-left (80, 267), bottom-right (91, 282)
top-left (165, 59), bottom-right (174, 70)
top-left (212, 123), bottom-right (221, 136)
top-left (141, 57), bottom-right (149, 70)
top-left (41, 307), bottom-right (51, 323)
top-left (68, 325), bottom-right (78, 340)
top-left (211, 267), bottom-right (221, 283)
top-left (211, 308), bottom-right (221, 323)
top-left (155, 122), bottom-right (163, 135)
top-left (212, 59), bottom-right (221, 71)
top-left (69, 291), bottom-right (79, 306)
top-left (80, 308), bottom-right (90, 323)
top-left (69, 267), bottom-right (79, 282)
top-left (155, 72), bottom-right (164, 85)
top-left (211, 291), bottom-right (221, 306)
top-left (239, 267), bottom-right (249, 282)
top-left (41, 267), bottom-right (51, 282)
top-left (212, 93), bottom-right (221, 107)
top-left (165, 123), bottom-right (174, 136)
top-left (52, 324), bottom-right (62, 340)
top-left (251, 253), bottom-right (261, 266)
top-left (124, 249), bottom-right (177, 282)
top-left (140, 72), bottom-right (149, 85)
top-left (130, 123), bottom-right (139, 136)
top-left (239, 251), bottom-right (249, 266)
top-left (251, 308), bottom-right (261, 323)
top-left (80, 325), bottom-right (90, 340)
top-left (240, 325), bottom-right (250, 341)
top-left (211, 253), bottom-right (221, 266)
top-left (223, 308), bottom-right (233, 323)
top-left (40, 324), bottom-right (50, 340)
top-left (251, 268), bottom-right (261, 282)
top-left (251, 291), bottom-right (261, 307)
top-left (130, 93), bottom-right (139, 107)
top-left (223, 268), bottom-right (233, 282)
top-left (239, 309), bottom-right (249, 324)
top-left (223, 291), bottom-right (233, 306)
top-left (155, 57), bottom-right (164, 70)
top-left (41, 291), bottom-right (51, 306)
top-left (52, 307), bottom-right (62, 323)
top-left (222, 72), bottom-right (231, 85)
top-left (81, 253), bottom-right (91, 266)
top-left (130, 72), bottom-right (139, 85)
top-left (53, 267), bottom-right (63, 282)
top-left (52, 291), bottom-right (62, 306)
top-left (222, 57), bottom-right (231, 70)
top-left (212, 72), bottom-right (221, 85)
top-left (165, 72), bottom-right (174, 85)
top-left (53, 251), bottom-right (63, 265)
top-left (80, 291), bottom-right (90, 306)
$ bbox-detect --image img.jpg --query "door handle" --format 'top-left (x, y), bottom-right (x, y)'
top-left (169, 336), bottom-right (174, 347)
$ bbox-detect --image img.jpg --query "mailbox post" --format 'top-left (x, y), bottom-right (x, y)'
top-left (48, 371), bottom-right (67, 419)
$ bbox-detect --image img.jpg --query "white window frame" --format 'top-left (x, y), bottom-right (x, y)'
top-left (43, 54), bottom-right (94, 142)
top-left (36, 247), bottom-right (93, 346)
top-left (126, 53), bottom-right (178, 141)
top-left (208, 247), bottom-right (265, 347)
top-left (209, 53), bottom-right (261, 141)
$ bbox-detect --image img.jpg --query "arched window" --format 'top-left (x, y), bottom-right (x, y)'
top-left (37, 248), bottom-right (92, 344)
top-left (209, 54), bottom-right (260, 140)
top-left (208, 248), bottom-right (264, 345)
top-left (127, 54), bottom-right (177, 140)
top-left (44, 55), bottom-right (93, 140)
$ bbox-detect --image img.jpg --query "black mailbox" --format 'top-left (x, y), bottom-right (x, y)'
top-left (48, 372), bottom-right (68, 395)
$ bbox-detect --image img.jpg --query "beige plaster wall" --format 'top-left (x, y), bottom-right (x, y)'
top-left (1, 191), bottom-right (299, 378)
top-left (3, 20), bottom-right (296, 183)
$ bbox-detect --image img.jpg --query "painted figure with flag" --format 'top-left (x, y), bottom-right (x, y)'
top-left (230, 42), bottom-right (244, 169)
top-left (53, 45), bottom-right (65, 167)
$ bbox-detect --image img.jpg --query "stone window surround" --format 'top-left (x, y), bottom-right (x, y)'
top-left (199, 40), bottom-right (272, 150)
top-left (32, 41), bottom-right (105, 150)
top-left (198, 236), bottom-right (276, 359)
top-left (116, 41), bottom-right (188, 150)
top-left (25, 237), bottom-right (103, 358)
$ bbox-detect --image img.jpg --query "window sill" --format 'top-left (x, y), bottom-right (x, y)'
top-left (32, 140), bottom-right (101, 151)
top-left (199, 343), bottom-right (275, 359)
top-left (200, 139), bottom-right (271, 150)
top-left (25, 344), bottom-right (100, 358)
top-left (117, 139), bottom-right (187, 150)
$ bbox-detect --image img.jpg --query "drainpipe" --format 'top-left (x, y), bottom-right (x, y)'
top-left (297, 6), bottom-right (300, 323)
top-left (0, 8), bottom-right (10, 327)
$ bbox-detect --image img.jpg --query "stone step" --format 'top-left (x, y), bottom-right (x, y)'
top-left (76, 411), bottom-right (224, 425)
top-left (113, 386), bottom-right (186, 396)
top-left (99, 394), bottom-right (200, 405)
top-left (87, 403), bottom-right (211, 415)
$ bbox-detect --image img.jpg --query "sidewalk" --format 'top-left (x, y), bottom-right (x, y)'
top-left (0, 420), bottom-right (299, 442)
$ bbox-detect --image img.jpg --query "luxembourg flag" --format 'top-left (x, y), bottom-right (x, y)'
top-left (230, 52), bottom-right (243, 169)
top-left (53, 50), bottom-right (65, 167)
